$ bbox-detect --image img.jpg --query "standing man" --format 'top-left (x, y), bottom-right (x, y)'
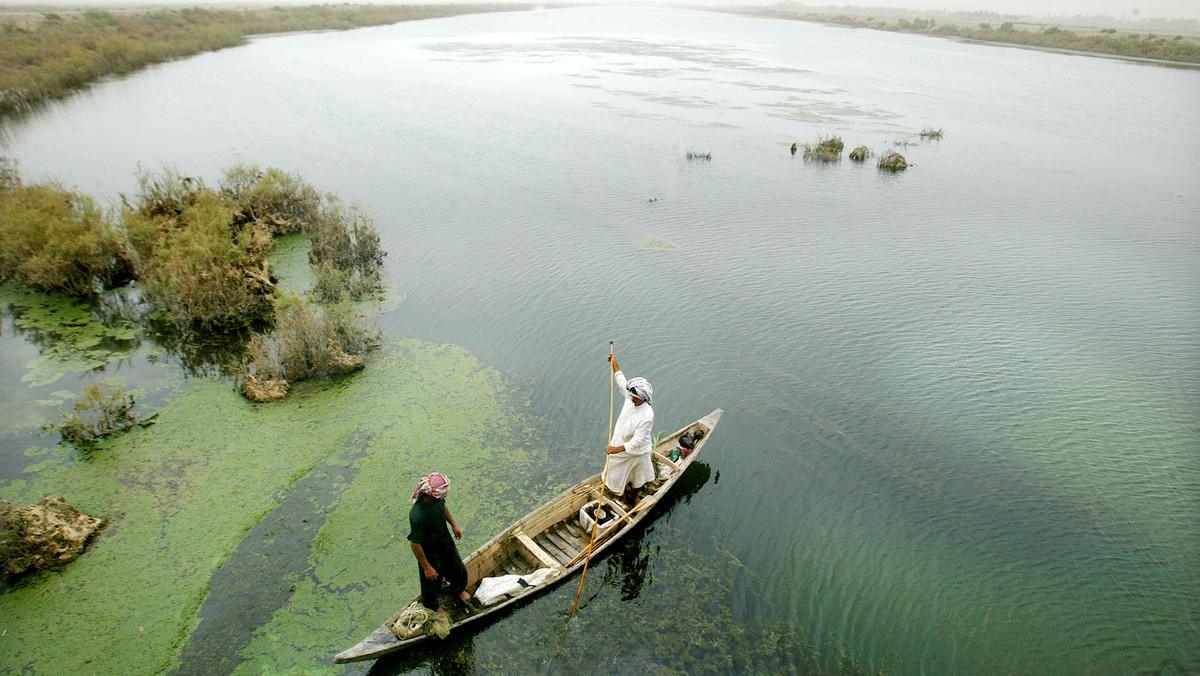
top-left (606, 352), bottom-right (655, 508)
top-left (408, 472), bottom-right (473, 616)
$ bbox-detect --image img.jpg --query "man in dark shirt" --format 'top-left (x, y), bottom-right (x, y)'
top-left (408, 473), bottom-right (471, 615)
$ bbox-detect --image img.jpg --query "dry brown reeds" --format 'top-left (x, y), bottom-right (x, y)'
top-left (0, 5), bottom-right (523, 119)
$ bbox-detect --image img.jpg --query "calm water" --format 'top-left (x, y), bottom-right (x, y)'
top-left (3, 7), bottom-right (1199, 675)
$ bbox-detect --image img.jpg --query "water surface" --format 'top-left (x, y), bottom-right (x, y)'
top-left (2, 7), bottom-right (1198, 675)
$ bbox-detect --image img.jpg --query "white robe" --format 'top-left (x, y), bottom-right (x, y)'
top-left (605, 370), bottom-right (655, 493)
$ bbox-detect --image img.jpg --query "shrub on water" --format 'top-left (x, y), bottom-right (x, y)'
top-left (0, 161), bottom-right (132, 295)
top-left (124, 171), bottom-right (275, 327)
top-left (310, 261), bottom-right (381, 304)
top-left (220, 164), bottom-right (321, 235)
top-left (309, 199), bottom-right (384, 302)
top-left (240, 298), bottom-right (378, 400)
top-left (878, 150), bottom-right (908, 171)
top-left (848, 145), bottom-right (872, 162)
top-left (803, 135), bottom-right (844, 162)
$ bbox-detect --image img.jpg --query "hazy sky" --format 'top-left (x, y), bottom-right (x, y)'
top-left (7, 0), bottom-right (1200, 21)
top-left (826, 0), bottom-right (1200, 20)
top-left (687, 0), bottom-right (1200, 20)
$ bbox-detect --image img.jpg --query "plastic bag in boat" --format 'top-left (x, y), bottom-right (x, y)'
top-left (473, 567), bottom-right (561, 606)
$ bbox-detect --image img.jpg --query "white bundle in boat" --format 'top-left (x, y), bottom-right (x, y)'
top-left (473, 567), bottom-right (561, 606)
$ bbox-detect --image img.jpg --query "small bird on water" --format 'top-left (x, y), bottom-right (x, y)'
top-left (791, 142), bottom-right (797, 155)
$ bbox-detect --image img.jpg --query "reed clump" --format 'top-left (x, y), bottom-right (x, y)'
top-left (308, 200), bottom-right (385, 303)
top-left (803, 136), bottom-right (844, 162)
top-left (239, 299), bottom-right (378, 401)
top-left (685, 149), bottom-right (712, 160)
top-left (919, 127), bottom-right (944, 140)
top-left (123, 169), bottom-right (278, 327)
top-left (0, 160), bottom-right (133, 295)
top-left (54, 382), bottom-right (146, 445)
top-left (878, 150), bottom-right (908, 171)
top-left (221, 164), bottom-right (322, 235)
top-left (848, 145), bottom-right (872, 162)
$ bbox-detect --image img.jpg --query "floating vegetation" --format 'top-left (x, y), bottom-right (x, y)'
top-left (803, 135), bottom-right (844, 162)
top-left (848, 145), bottom-right (872, 162)
top-left (919, 126), bottom-right (944, 140)
top-left (0, 337), bottom-right (544, 675)
top-left (0, 285), bottom-right (140, 386)
top-left (0, 496), bottom-right (102, 576)
top-left (878, 149), bottom-right (909, 171)
top-left (685, 148), bottom-right (712, 160)
top-left (52, 382), bottom-right (153, 445)
top-left (638, 235), bottom-right (679, 250)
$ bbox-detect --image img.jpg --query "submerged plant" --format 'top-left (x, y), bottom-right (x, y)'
top-left (637, 235), bottom-right (679, 250)
top-left (54, 383), bottom-right (148, 445)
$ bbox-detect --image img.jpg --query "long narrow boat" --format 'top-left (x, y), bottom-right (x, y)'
top-left (334, 408), bottom-right (723, 664)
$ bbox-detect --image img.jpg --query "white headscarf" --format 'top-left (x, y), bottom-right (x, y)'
top-left (626, 377), bottom-right (653, 405)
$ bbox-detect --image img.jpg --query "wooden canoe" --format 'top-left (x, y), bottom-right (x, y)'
top-left (333, 408), bottom-right (723, 664)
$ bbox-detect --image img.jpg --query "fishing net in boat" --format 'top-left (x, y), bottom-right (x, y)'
top-left (387, 601), bottom-right (451, 640)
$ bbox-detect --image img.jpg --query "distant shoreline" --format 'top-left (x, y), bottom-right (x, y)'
top-left (0, 4), bottom-right (543, 120)
top-left (712, 5), bottom-right (1200, 66)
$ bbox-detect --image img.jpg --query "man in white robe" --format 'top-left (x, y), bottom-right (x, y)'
top-left (605, 352), bottom-right (655, 507)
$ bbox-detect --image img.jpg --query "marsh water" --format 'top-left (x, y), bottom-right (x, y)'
top-left (2, 7), bottom-right (1199, 675)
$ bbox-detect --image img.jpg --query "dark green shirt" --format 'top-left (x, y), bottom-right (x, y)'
top-left (408, 498), bottom-right (453, 547)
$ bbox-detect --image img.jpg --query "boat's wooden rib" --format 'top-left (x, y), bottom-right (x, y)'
top-left (333, 408), bottom-right (723, 664)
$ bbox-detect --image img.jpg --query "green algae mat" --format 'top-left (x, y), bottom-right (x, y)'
top-left (0, 337), bottom-right (556, 675)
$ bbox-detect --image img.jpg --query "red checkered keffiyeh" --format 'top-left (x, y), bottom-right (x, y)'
top-left (412, 473), bottom-right (450, 500)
